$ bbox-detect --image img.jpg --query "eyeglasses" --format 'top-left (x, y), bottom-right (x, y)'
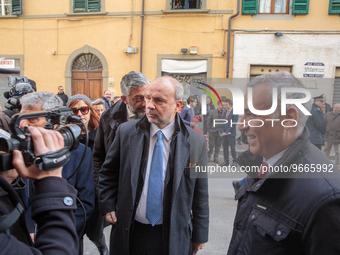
top-left (71, 106), bottom-right (89, 115)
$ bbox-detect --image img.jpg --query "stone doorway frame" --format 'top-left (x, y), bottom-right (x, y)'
top-left (65, 44), bottom-right (108, 96)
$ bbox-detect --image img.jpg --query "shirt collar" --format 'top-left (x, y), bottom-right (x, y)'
top-left (187, 105), bottom-right (191, 109)
top-left (263, 148), bottom-right (288, 166)
top-left (150, 119), bottom-right (176, 142)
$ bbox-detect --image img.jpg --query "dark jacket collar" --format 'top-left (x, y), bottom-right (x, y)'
top-left (312, 103), bottom-right (321, 110)
top-left (107, 99), bottom-right (128, 127)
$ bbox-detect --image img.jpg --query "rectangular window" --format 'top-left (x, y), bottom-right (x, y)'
top-left (259, 0), bottom-right (289, 14)
top-left (250, 65), bottom-right (292, 79)
top-left (171, 0), bottom-right (201, 10)
top-left (74, 0), bottom-right (100, 13)
top-left (329, 0), bottom-right (340, 14)
top-left (0, 0), bottom-right (12, 16)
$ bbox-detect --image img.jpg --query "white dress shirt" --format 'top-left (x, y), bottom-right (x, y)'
top-left (135, 119), bottom-right (176, 224)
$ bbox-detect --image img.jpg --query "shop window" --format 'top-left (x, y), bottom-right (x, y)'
top-left (74, 0), bottom-right (100, 13)
top-left (0, 0), bottom-right (21, 16)
top-left (171, 0), bottom-right (201, 10)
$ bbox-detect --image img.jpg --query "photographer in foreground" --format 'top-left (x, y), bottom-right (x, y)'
top-left (18, 92), bottom-right (95, 250)
top-left (0, 126), bottom-right (78, 254)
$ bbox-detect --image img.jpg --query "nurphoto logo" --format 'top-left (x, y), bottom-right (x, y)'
top-left (196, 82), bottom-right (312, 128)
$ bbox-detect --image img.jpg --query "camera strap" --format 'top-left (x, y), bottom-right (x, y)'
top-left (33, 148), bottom-right (71, 171)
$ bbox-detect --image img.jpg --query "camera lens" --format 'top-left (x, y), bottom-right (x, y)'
top-left (0, 138), bottom-right (21, 153)
top-left (55, 124), bottom-right (81, 152)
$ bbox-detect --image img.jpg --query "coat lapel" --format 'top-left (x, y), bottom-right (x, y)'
top-left (171, 132), bottom-right (190, 200)
top-left (129, 129), bottom-right (147, 202)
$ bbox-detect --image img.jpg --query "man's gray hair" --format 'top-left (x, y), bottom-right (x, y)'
top-left (247, 71), bottom-right (312, 134)
top-left (20, 91), bottom-right (63, 110)
top-left (120, 71), bottom-right (150, 97)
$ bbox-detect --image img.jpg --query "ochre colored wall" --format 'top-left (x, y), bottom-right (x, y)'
top-left (0, 0), bottom-right (338, 97)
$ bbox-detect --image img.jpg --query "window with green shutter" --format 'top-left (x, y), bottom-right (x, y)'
top-left (0, 0), bottom-right (21, 16)
top-left (242, 0), bottom-right (258, 15)
top-left (74, 0), bottom-right (100, 13)
top-left (11, 0), bottom-right (21, 15)
top-left (329, 0), bottom-right (340, 14)
top-left (292, 0), bottom-right (309, 14)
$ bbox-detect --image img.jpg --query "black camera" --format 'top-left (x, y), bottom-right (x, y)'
top-left (4, 76), bottom-right (33, 112)
top-left (0, 107), bottom-right (81, 172)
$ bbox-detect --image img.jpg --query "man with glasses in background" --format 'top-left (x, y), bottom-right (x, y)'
top-left (93, 71), bottom-right (150, 210)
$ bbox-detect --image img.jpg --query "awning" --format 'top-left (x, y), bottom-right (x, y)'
top-left (161, 60), bottom-right (207, 74)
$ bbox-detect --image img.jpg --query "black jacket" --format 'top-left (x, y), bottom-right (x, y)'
top-left (93, 99), bottom-right (127, 195)
top-left (0, 176), bottom-right (78, 255)
top-left (78, 129), bottom-right (97, 151)
top-left (306, 103), bottom-right (326, 145)
top-left (57, 92), bottom-right (68, 106)
top-left (228, 127), bottom-right (340, 255)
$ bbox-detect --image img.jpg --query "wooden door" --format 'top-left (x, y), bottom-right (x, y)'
top-left (72, 71), bottom-right (102, 99)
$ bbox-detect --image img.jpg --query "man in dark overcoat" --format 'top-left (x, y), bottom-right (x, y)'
top-left (99, 76), bottom-right (209, 255)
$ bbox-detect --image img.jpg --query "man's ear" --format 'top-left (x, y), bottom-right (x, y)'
top-left (121, 95), bottom-right (128, 105)
top-left (282, 107), bottom-right (298, 130)
top-left (175, 100), bottom-right (183, 113)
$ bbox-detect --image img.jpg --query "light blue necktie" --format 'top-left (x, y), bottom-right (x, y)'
top-left (146, 130), bottom-right (164, 226)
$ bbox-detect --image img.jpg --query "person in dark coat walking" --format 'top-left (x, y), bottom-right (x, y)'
top-left (56, 86), bottom-right (68, 106)
top-left (207, 100), bottom-right (224, 163)
top-left (93, 72), bottom-right (149, 254)
top-left (203, 96), bottom-right (215, 135)
top-left (99, 76), bottom-right (209, 255)
top-left (93, 71), bottom-right (150, 195)
top-left (324, 103), bottom-right (340, 166)
top-left (306, 94), bottom-right (327, 149)
top-left (0, 126), bottom-right (79, 255)
top-left (227, 72), bottom-right (340, 255)
top-left (101, 90), bottom-right (113, 110)
top-left (220, 98), bottom-right (238, 167)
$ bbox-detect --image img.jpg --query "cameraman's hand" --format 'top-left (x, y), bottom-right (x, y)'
top-left (12, 126), bottom-right (64, 180)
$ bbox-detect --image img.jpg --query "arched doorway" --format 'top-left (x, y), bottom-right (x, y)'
top-left (71, 53), bottom-right (103, 99)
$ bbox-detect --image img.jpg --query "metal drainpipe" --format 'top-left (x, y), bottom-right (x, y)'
top-left (226, 0), bottom-right (240, 78)
top-left (140, 0), bottom-right (145, 73)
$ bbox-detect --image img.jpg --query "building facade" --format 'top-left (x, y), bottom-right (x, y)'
top-left (0, 0), bottom-right (339, 105)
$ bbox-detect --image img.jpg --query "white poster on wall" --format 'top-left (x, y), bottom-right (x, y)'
top-left (303, 62), bottom-right (325, 78)
top-left (0, 60), bottom-right (15, 69)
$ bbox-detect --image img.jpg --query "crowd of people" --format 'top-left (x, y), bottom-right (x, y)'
top-left (0, 70), bottom-right (340, 255)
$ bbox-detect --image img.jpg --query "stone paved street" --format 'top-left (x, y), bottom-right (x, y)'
top-left (84, 176), bottom-right (238, 255)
